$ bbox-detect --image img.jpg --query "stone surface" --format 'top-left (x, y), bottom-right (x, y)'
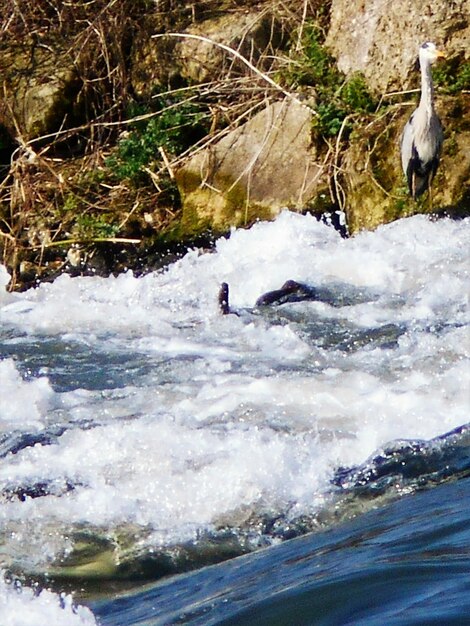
top-left (175, 98), bottom-right (327, 234)
top-left (131, 8), bottom-right (287, 95)
top-left (0, 46), bottom-right (81, 140)
top-left (176, 10), bottom-right (285, 83)
top-left (1, 0), bottom-right (469, 292)
top-left (325, 0), bottom-right (470, 92)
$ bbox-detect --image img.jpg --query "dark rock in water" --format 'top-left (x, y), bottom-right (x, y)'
top-left (255, 280), bottom-right (318, 307)
top-left (219, 278), bottom-right (379, 315)
top-left (255, 280), bottom-right (378, 308)
top-left (218, 279), bottom-right (318, 314)
top-left (218, 282), bottom-right (230, 315)
top-left (333, 423), bottom-right (470, 496)
top-left (0, 426), bottom-right (67, 459)
top-left (2, 479), bottom-right (77, 502)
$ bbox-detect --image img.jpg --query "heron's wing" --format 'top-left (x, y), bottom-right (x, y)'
top-left (429, 114), bottom-right (444, 160)
top-left (400, 114), bottom-right (414, 176)
top-left (401, 111), bottom-right (443, 198)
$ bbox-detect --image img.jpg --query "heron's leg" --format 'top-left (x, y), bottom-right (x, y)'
top-left (412, 172), bottom-right (417, 200)
top-left (428, 171), bottom-right (436, 211)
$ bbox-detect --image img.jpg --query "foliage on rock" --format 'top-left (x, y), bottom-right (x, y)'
top-left (281, 24), bottom-right (376, 137)
top-left (106, 95), bottom-right (209, 186)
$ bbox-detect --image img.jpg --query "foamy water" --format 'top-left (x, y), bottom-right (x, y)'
top-left (0, 571), bottom-right (96, 626)
top-left (0, 212), bottom-right (469, 618)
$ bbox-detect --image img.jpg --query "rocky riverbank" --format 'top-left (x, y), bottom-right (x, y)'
top-left (0, 0), bottom-right (468, 290)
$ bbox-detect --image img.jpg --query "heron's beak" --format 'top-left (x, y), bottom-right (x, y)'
top-left (436, 49), bottom-right (446, 59)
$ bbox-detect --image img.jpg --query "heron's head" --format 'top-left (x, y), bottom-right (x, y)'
top-left (419, 42), bottom-right (446, 64)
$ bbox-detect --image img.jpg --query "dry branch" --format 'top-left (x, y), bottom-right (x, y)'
top-left (152, 32), bottom-right (318, 116)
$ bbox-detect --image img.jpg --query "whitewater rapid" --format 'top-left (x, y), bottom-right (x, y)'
top-left (0, 211), bottom-right (469, 618)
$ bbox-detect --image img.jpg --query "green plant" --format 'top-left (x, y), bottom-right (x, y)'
top-left (315, 102), bottom-right (346, 136)
top-left (283, 25), bottom-right (376, 137)
top-left (284, 24), bottom-right (338, 90)
top-left (75, 213), bottom-right (119, 239)
top-left (106, 95), bottom-right (208, 185)
top-left (339, 73), bottom-right (375, 113)
top-left (433, 59), bottom-right (470, 94)
top-left (62, 193), bottom-right (80, 213)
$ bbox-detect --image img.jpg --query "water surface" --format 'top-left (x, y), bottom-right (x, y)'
top-left (0, 212), bottom-right (468, 623)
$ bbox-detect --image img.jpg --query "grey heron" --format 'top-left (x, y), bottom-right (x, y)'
top-left (400, 42), bottom-right (446, 199)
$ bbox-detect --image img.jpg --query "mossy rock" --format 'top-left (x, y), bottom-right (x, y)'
top-left (175, 98), bottom-right (328, 237)
top-left (341, 95), bottom-right (470, 234)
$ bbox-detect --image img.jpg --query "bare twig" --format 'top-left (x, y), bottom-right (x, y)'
top-left (158, 146), bottom-right (175, 179)
top-left (152, 32), bottom-right (318, 116)
top-left (296, 0), bottom-right (309, 51)
top-left (32, 236), bottom-right (141, 249)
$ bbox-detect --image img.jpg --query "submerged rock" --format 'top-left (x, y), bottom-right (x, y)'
top-left (333, 423), bottom-right (470, 495)
top-left (219, 278), bottom-right (379, 314)
top-left (255, 280), bottom-right (317, 307)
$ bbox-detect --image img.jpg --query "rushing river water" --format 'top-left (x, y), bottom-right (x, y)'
top-left (0, 211), bottom-right (469, 625)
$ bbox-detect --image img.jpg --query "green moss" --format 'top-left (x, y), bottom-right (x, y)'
top-left (392, 197), bottom-right (407, 214)
top-left (176, 169), bottom-right (276, 240)
top-left (446, 133), bottom-right (459, 157)
top-left (62, 193), bottom-right (80, 213)
top-left (224, 181), bottom-right (251, 223)
top-left (303, 189), bottom-right (336, 215)
top-left (210, 174), bottom-right (273, 229)
top-left (79, 168), bottom-right (106, 187)
top-left (178, 199), bottom-right (213, 238)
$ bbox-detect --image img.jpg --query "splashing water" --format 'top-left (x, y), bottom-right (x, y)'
top-left (0, 212), bottom-right (469, 600)
top-left (0, 571), bottom-right (96, 626)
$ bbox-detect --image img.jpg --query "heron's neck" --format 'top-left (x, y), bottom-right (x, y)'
top-left (419, 58), bottom-right (435, 118)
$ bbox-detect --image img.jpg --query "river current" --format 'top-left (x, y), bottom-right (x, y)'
top-left (0, 211), bottom-right (469, 624)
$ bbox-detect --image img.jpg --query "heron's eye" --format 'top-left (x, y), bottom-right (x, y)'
top-left (421, 43), bottom-right (429, 49)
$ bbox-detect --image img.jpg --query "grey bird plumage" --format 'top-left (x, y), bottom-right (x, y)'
top-left (400, 42), bottom-right (446, 199)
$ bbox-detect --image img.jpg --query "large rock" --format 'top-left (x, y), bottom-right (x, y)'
top-left (325, 0), bottom-right (470, 92)
top-left (0, 45), bottom-right (81, 140)
top-left (324, 0), bottom-right (470, 232)
top-left (175, 98), bottom-right (328, 235)
top-left (131, 8), bottom-right (287, 96)
top-left (176, 11), bottom-right (286, 84)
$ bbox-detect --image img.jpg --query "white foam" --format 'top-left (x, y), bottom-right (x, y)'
top-left (0, 359), bottom-right (54, 432)
top-left (0, 573), bottom-right (96, 626)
